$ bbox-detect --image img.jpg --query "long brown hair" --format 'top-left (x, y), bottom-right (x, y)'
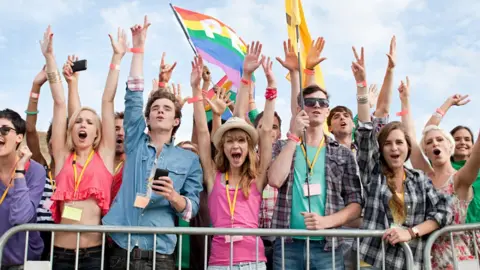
top-left (214, 129), bottom-right (258, 198)
top-left (377, 121), bottom-right (412, 221)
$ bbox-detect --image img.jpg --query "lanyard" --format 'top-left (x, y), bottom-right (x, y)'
top-left (225, 172), bottom-right (239, 224)
top-left (0, 159), bottom-right (19, 205)
top-left (300, 136), bottom-right (325, 176)
top-left (46, 165), bottom-right (55, 191)
top-left (115, 160), bottom-right (124, 174)
top-left (72, 151), bottom-right (95, 196)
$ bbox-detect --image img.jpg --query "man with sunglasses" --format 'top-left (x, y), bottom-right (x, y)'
top-left (268, 85), bottom-right (362, 270)
top-left (0, 109), bottom-right (46, 268)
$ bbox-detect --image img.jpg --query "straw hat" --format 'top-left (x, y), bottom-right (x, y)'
top-left (212, 117), bottom-right (258, 149)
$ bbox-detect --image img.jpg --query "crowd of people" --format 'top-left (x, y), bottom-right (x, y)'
top-left (0, 15), bottom-right (479, 270)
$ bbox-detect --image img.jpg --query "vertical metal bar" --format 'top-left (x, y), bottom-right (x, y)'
top-left (356, 237), bottom-right (360, 270)
top-left (100, 233), bottom-right (105, 270)
top-left (178, 234), bottom-right (183, 270)
top-left (127, 233), bottom-right (131, 270)
top-left (153, 234), bottom-right (157, 270)
top-left (332, 237), bottom-right (336, 270)
top-left (306, 237), bottom-right (310, 270)
top-left (281, 237), bottom-right (285, 270)
top-left (204, 235), bottom-right (208, 270)
top-left (450, 232), bottom-right (458, 270)
top-left (381, 239), bottom-right (385, 270)
top-left (256, 236), bottom-right (259, 269)
top-left (75, 232), bottom-right (80, 270)
top-left (230, 235), bottom-right (234, 269)
top-left (23, 231), bottom-right (29, 264)
top-left (50, 231), bottom-right (55, 265)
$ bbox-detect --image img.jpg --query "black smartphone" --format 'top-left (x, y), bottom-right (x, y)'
top-left (71, 60), bottom-right (87, 73)
top-left (154, 168), bottom-right (169, 180)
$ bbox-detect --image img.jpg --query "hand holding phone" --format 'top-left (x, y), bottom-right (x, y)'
top-left (72, 60), bottom-right (87, 73)
top-left (154, 168), bottom-right (169, 181)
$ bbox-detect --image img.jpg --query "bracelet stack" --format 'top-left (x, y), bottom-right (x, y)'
top-left (47, 71), bottom-right (61, 84)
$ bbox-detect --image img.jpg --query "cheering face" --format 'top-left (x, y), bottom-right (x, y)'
top-left (223, 130), bottom-right (249, 168)
top-left (423, 130), bottom-right (452, 166)
top-left (115, 118), bottom-right (125, 155)
top-left (452, 128), bottom-right (473, 159)
top-left (303, 91), bottom-right (329, 127)
top-left (71, 110), bottom-right (99, 150)
top-left (330, 111), bottom-right (354, 137)
top-left (256, 117), bottom-right (281, 142)
top-left (0, 119), bottom-right (22, 157)
top-left (147, 98), bottom-right (179, 133)
top-left (382, 129), bottom-right (409, 170)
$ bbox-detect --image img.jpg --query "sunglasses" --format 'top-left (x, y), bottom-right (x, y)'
top-left (0, 126), bottom-right (16, 136)
top-left (303, 98), bottom-right (329, 108)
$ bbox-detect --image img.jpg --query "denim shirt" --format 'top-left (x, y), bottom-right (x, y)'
top-left (103, 77), bottom-right (203, 255)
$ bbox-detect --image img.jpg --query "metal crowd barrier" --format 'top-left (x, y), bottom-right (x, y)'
top-left (0, 224), bottom-right (415, 270)
top-left (424, 223), bottom-right (480, 270)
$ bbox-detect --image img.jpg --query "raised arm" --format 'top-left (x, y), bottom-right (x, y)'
top-left (425, 94), bottom-right (470, 127)
top-left (62, 55), bottom-right (81, 117)
top-left (456, 132), bottom-right (480, 189)
top-left (205, 88), bottom-right (232, 141)
top-left (304, 37), bottom-right (327, 87)
top-left (40, 26), bottom-right (68, 173)
top-left (191, 56), bottom-right (215, 190)
top-left (276, 39), bottom-right (300, 115)
top-left (399, 77), bottom-right (433, 174)
top-left (352, 46), bottom-right (370, 123)
top-left (374, 36), bottom-right (396, 118)
top-left (257, 57), bottom-right (276, 191)
top-left (234, 41), bottom-right (264, 118)
top-left (25, 67), bottom-right (48, 166)
top-left (98, 28), bottom-right (129, 173)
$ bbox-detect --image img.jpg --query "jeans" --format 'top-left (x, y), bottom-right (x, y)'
top-left (207, 262), bottom-right (266, 270)
top-left (1, 266), bottom-right (24, 270)
top-left (109, 245), bottom-right (175, 270)
top-left (51, 246), bottom-right (103, 270)
top-left (272, 239), bottom-right (344, 270)
top-left (263, 239), bottom-right (274, 270)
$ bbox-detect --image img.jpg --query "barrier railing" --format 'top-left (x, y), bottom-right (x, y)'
top-left (0, 224), bottom-right (415, 270)
top-left (424, 223), bottom-right (480, 270)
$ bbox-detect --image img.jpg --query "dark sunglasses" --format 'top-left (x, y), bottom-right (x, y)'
top-left (303, 98), bottom-right (329, 108)
top-left (0, 126), bottom-right (16, 136)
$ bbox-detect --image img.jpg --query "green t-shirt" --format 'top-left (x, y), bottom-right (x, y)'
top-left (452, 160), bottom-right (480, 223)
top-left (175, 219), bottom-right (190, 268)
top-left (291, 145), bottom-right (327, 240)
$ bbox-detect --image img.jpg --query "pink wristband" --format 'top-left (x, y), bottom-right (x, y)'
top-left (30, 92), bottom-right (39, 99)
top-left (287, 132), bottom-right (300, 143)
top-left (241, 78), bottom-right (250, 85)
top-left (396, 110), bottom-right (408, 117)
top-left (435, 108), bottom-right (445, 117)
top-left (158, 82), bottom-right (166, 88)
top-left (109, 63), bottom-right (120, 71)
top-left (129, 47), bottom-right (144, 53)
top-left (304, 68), bottom-right (315, 75)
top-left (187, 96), bottom-right (203, 104)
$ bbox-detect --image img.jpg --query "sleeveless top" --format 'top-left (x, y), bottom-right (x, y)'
top-left (208, 172), bottom-right (266, 266)
top-left (50, 152), bottom-right (113, 223)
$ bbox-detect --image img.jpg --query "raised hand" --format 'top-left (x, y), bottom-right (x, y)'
top-left (447, 94), bottom-right (470, 107)
top-left (205, 88), bottom-right (233, 116)
top-left (131, 15), bottom-right (151, 49)
top-left (190, 56), bottom-right (204, 91)
top-left (306, 37), bottom-right (327, 69)
top-left (276, 39), bottom-right (299, 72)
top-left (386, 36), bottom-right (396, 69)
top-left (40, 26), bottom-right (54, 57)
top-left (158, 52), bottom-right (177, 83)
top-left (62, 55), bottom-right (79, 84)
top-left (109, 28), bottom-right (129, 57)
top-left (262, 57), bottom-right (276, 87)
top-left (398, 76), bottom-right (410, 103)
top-left (290, 110), bottom-right (310, 137)
top-left (369, 84), bottom-right (379, 109)
top-left (243, 41), bottom-right (265, 75)
top-left (16, 145), bottom-right (32, 171)
top-left (172, 83), bottom-right (189, 109)
top-left (33, 65), bottom-right (47, 86)
top-left (351, 46), bottom-right (366, 83)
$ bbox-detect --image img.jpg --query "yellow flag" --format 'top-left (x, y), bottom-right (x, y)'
top-left (285, 0), bottom-right (330, 135)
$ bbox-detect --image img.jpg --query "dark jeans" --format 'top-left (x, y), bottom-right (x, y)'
top-left (40, 231), bottom-right (53, 260)
top-left (1, 266), bottom-right (23, 270)
top-left (109, 244), bottom-right (175, 270)
top-left (263, 239), bottom-right (274, 270)
top-left (51, 246), bottom-right (103, 270)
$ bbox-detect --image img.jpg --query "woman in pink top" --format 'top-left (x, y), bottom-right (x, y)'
top-left (192, 43), bottom-right (277, 269)
top-left (39, 25), bottom-right (127, 269)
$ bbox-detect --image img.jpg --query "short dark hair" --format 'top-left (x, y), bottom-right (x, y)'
top-left (115, 111), bottom-right (124, 120)
top-left (253, 111), bottom-right (282, 130)
top-left (0, 109), bottom-right (26, 136)
top-left (450, 125), bottom-right (475, 144)
top-left (327, 106), bottom-right (353, 127)
top-left (144, 91), bottom-right (182, 135)
top-left (297, 84), bottom-right (329, 107)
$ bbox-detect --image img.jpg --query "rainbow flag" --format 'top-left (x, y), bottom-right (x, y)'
top-left (172, 5), bottom-right (252, 87)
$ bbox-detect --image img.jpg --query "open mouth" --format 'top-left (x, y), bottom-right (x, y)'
top-left (312, 111), bottom-right (321, 115)
top-left (433, 149), bottom-right (441, 156)
top-left (231, 152), bottom-right (242, 162)
top-left (340, 122), bottom-right (347, 127)
top-left (116, 138), bottom-right (123, 144)
top-left (390, 154), bottom-right (400, 160)
top-left (78, 131), bottom-right (87, 139)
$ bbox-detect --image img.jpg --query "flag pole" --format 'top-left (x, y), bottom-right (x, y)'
top-left (292, 0), bottom-right (311, 213)
top-left (169, 3), bottom-right (198, 56)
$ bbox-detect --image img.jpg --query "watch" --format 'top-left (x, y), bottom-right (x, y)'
top-left (412, 226), bottom-right (420, 238)
top-left (15, 169), bottom-right (26, 175)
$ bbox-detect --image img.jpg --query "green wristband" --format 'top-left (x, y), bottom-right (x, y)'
top-left (25, 110), bottom-right (39, 115)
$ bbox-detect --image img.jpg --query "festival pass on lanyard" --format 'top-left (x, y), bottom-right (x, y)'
top-left (0, 159), bottom-right (19, 205)
top-left (62, 150), bottom-right (94, 222)
top-left (224, 172), bottom-right (243, 243)
top-left (300, 136), bottom-right (325, 197)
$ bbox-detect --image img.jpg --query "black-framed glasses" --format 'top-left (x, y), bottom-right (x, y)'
top-left (303, 98), bottom-right (329, 108)
top-left (0, 126), bottom-right (16, 136)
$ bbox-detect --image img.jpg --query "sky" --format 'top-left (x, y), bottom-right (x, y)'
top-left (0, 0), bottom-right (478, 143)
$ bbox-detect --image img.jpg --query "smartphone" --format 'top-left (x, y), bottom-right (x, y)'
top-left (71, 60), bottom-right (87, 73)
top-left (154, 168), bottom-right (169, 180)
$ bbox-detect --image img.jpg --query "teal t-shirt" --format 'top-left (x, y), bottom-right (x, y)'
top-left (452, 160), bottom-right (480, 224)
top-left (291, 145), bottom-right (327, 240)
top-left (175, 219), bottom-right (190, 268)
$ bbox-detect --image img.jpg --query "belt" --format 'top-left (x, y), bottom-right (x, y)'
top-left (112, 243), bottom-right (173, 261)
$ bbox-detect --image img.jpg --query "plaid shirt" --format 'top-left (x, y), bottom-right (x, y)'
top-left (270, 136), bottom-right (363, 250)
top-left (355, 121), bottom-right (452, 270)
top-left (259, 184), bottom-right (278, 229)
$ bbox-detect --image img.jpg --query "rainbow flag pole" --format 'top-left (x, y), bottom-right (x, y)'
top-left (169, 3), bottom-right (198, 57)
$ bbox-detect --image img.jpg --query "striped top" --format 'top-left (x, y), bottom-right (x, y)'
top-left (36, 166), bottom-right (54, 223)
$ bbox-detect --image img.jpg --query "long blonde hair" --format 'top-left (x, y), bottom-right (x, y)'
top-left (214, 129), bottom-right (258, 198)
top-left (65, 107), bottom-right (102, 152)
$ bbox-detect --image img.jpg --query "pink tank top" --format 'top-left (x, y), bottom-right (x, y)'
top-left (50, 152), bottom-right (113, 223)
top-left (208, 172), bottom-right (266, 266)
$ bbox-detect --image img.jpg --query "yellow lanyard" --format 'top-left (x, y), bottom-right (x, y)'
top-left (300, 136), bottom-right (325, 176)
top-left (0, 159), bottom-right (19, 205)
top-left (72, 151), bottom-right (95, 196)
top-left (114, 160), bottom-right (124, 174)
top-left (46, 165), bottom-right (55, 191)
top-left (225, 172), bottom-right (240, 224)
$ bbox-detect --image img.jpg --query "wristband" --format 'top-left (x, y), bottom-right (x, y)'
top-left (129, 47), bottom-right (144, 54)
top-left (241, 78), bottom-right (250, 85)
top-left (158, 82), bottom-right (166, 88)
top-left (435, 108), bottom-right (445, 117)
top-left (25, 110), bottom-right (39, 115)
top-left (15, 170), bottom-right (26, 175)
top-left (433, 112), bottom-right (443, 119)
top-left (109, 63), bottom-right (120, 71)
top-left (304, 68), bottom-right (315, 75)
top-left (265, 88), bottom-right (278, 100)
top-left (356, 95), bottom-right (368, 104)
top-left (356, 81), bottom-right (367, 88)
top-left (187, 96), bottom-right (203, 104)
top-left (396, 110), bottom-right (408, 117)
top-left (30, 92), bottom-right (40, 99)
top-left (47, 71), bottom-right (61, 84)
top-left (287, 132), bottom-right (301, 143)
